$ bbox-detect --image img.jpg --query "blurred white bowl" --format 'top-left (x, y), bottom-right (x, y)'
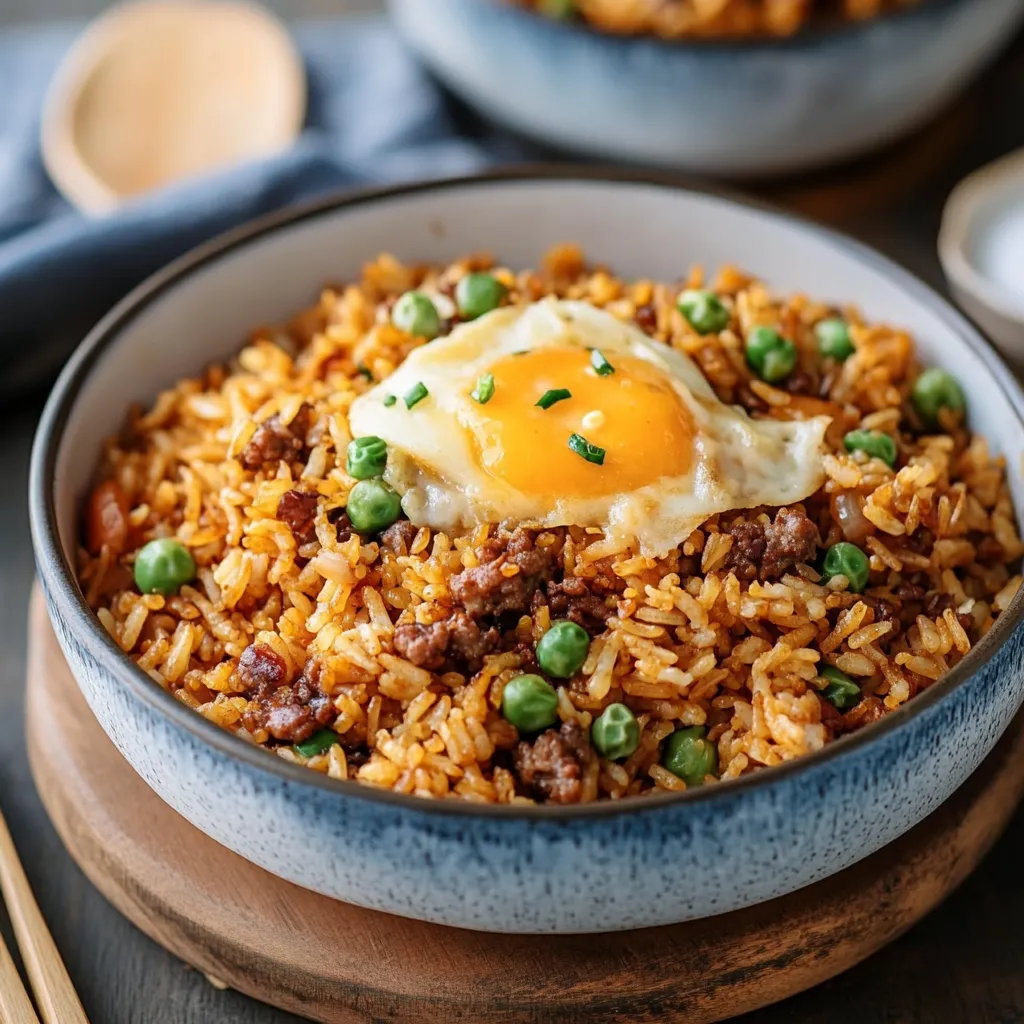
top-left (940, 149), bottom-right (1024, 369)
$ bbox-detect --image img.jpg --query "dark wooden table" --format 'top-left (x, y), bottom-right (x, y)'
top-left (2, 27), bottom-right (1024, 1024)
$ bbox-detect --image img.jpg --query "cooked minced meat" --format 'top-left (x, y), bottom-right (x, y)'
top-left (515, 721), bottom-right (594, 804)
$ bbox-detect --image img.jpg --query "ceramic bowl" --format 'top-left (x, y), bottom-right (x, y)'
top-left (939, 147), bottom-right (1024, 368)
top-left (387, 0), bottom-right (1024, 177)
top-left (30, 171), bottom-right (1024, 934)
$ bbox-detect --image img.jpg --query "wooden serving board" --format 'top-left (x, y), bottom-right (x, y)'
top-left (24, 589), bottom-right (1024, 1023)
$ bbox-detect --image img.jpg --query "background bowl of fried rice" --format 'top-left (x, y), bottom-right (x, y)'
top-left (29, 170), bottom-right (1024, 934)
top-left (388, 0), bottom-right (1024, 176)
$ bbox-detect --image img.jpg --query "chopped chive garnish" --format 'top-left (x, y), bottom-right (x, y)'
top-left (356, 363), bottom-right (373, 381)
top-left (472, 373), bottom-right (495, 404)
top-left (295, 729), bottom-right (338, 758)
top-left (568, 433), bottom-right (605, 465)
top-left (591, 349), bottom-right (614, 376)
top-left (537, 388), bottom-right (572, 410)
top-left (404, 382), bottom-right (429, 409)
top-left (383, 394), bottom-right (397, 407)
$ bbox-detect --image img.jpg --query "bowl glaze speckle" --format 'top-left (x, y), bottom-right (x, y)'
top-left (30, 171), bottom-right (1024, 933)
top-left (388, 0), bottom-right (1024, 176)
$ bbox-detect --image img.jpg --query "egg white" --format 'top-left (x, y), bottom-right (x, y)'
top-left (349, 299), bottom-right (829, 555)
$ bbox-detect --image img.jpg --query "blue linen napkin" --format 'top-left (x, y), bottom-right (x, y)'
top-left (0, 16), bottom-right (525, 392)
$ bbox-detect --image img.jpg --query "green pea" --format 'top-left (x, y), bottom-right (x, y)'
top-left (662, 726), bottom-right (719, 787)
top-left (815, 318), bottom-right (855, 362)
top-left (591, 703), bottom-right (640, 761)
top-left (391, 291), bottom-right (440, 340)
top-left (745, 326), bottom-right (797, 383)
top-left (677, 289), bottom-right (730, 335)
top-left (843, 429), bottom-right (897, 469)
top-left (501, 674), bottom-right (559, 732)
top-left (819, 665), bottom-right (862, 711)
top-left (455, 272), bottom-right (507, 320)
top-left (346, 479), bottom-right (402, 534)
top-left (821, 542), bottom-right (870, 593)
top-left (536, 620), bottom-right (590, 679)
top-left (346, 436), bottom-right (387, 480)
top-left (294, 729), bottom-right (338, 758)
top-left (134, 538), bottom-right (196, 596)
top-left (912, 368), bottom-right (965, 428)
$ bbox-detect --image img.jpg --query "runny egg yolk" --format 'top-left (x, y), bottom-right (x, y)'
top-left (467, 346), bottom-right (695, 497)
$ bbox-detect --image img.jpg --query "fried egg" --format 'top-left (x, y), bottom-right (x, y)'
top-left (348, 299), bottom-right (829, 555)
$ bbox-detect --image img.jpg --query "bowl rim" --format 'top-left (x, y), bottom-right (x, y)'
top-left (468, 0), bottom-right (966, 55)
top-left (30, 165), bottom-right (1024, 822)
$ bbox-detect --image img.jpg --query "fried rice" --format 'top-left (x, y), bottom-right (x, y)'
top-left (517, 0), bottom-right (921, 39)
top-left (78, 245), bottom-right (1023, 804)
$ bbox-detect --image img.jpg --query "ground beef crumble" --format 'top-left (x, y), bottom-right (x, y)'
top-left (514, 720), bottom-right (594, 804)
top-left (449, 527), bottom-right (559, 618)
top-left (723, 507), bottom-right (820, 581)
top-left (238, 403), bottom-right (312, 471)
top-left (393, 611), bottom-right (501, 672)
top-left (239, 649), bottom-right (333, 743)
top-left (449, 610), bottom-right (502, 667)
top-left (393, 621), bottom-right (449, 670)
top-left (893, 581), bottom-right (971, 630)
top-left (862, 596), bottom-right (899, 629)
top-left (721, 519), bottom-right (766, 581)
top-left (977, 536), bottom-right (1006, 563)
top-left (326, 507), bottom-right (354, 544)
top-left (923, 592), bottom-right (974, 632)
top-left (633, 302), bottom-right (658, 333)
top-left (762, 507), bottom-right (821, 579)
top-left (537, 575), bottom-right (615, 635)
top-left (237, 642), bottom-right (288, 692)
top-left (379, 519), bottom-right (418, 554)
top-left (276, 489), bottom-right (319, 545)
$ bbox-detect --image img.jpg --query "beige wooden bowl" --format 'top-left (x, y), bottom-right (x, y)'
top-left (41, 0), bottom-right (306, 215)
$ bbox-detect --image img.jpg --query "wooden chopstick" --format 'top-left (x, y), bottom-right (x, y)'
top-left (0, 810), bottom-right (90, 1024)
top-left (0, 932), bottom-right (41, 1024)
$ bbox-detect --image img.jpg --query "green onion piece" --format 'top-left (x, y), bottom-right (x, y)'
top-left (294, 729), bottom-right (338, 758)
top-left (472, 373), bottom-right (495, 404)
top-left (590, 349), bottom-right (614, 376)
top-left (383, 394), bottom-right (397, 407)
top-left (404, 382), bottom-right (429, 409)
top-left (356, 363), bottom-right (373, 381)
top-left (536, 388), bottom-right (572, 410)
top-left (568, 433), bottom-right (605, 465)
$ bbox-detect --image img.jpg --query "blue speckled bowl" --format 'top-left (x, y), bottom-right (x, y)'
top-left (30, 171), bottom-right (1024, 933)
top-left (388, 0), bottom-right (1024, 176)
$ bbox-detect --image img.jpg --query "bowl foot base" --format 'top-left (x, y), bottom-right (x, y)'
top-left (25, 587), bottom-right (1024, 1023)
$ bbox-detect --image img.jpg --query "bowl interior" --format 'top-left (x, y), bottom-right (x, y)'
top-left (50, 176), bottom-right (1024, 571)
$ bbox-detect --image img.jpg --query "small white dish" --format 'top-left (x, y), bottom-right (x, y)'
top-left (41, 0), bottom-right (306, 216)
top-left (939, 148), bottom-right (1024, 368)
